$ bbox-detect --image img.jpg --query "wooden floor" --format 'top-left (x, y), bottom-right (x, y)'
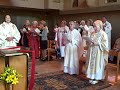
top-left (30, 58), bottom-right (120, 90)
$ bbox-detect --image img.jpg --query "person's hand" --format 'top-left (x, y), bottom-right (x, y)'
top-left (113, 48), bottom-right (119, 52)
top-left (82, 30), bottom-right (86, 35)
top-left (92, 41), bottom-right (99, 46)
top-left (67, 39), bottom-right (71, 43)
top-left (64, 27), bottom-right (67, 33)
top-left (6, 37), bottom-right (15, 41)
top-left (56, 44), bottom-right (59, 49)
top-left (82, 27), bottom-right (85, 30)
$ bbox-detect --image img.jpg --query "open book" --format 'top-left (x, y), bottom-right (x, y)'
top-left (82, 36), bottom-right (93, 43)
top-left (35, 28), bottom-right (41, 34)
top-left (0, 50), bottom-right (23, 56)
top-left (0, 46), bottom-right (23, 56)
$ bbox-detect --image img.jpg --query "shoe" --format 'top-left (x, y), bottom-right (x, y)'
top-left (89, 80), bottom-right (93, 83)
top-left (91, 80), bottom-right (98, 84)
top-left (35, 57), bottom-right (39, 59)
top-left (42, 58), bottom-right (47, 61)
top-left (40, 58), bottom-right (46, 61)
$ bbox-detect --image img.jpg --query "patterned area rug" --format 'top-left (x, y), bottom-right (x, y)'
top-left (33, 71), bottom-right (111, 90)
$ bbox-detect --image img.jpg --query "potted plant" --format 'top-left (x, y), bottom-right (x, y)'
top-left (0, 67), bottom-right (22, 90)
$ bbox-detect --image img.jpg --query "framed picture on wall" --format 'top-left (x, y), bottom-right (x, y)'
top-left (53, 0), bottom-right (60, 3)
top-left (105, 0), bottom-right (117, 3)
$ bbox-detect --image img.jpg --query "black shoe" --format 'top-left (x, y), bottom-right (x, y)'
top-left (40, 58), bottom-right (45, 61)
top-left (41, 58), bottom-right (47, 61)
top-left (35, 57), bottom-right (39, 59)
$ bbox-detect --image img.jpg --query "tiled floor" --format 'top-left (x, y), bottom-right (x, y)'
top-left (29, 59), bottom-right (120, 90)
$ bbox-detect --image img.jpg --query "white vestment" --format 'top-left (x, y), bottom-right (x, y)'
top-left (103, 21), bottom-right (112, 50)
top-left (64, 29), bottom-right (83, 75)
top-left (80, 25), bottom-right (89, 47)
top-left (87, 26), bottom-right (94, 37)
top-left (0, 22), bottom-right (21, 49)
top-left (86, 30), bottom-right (108, 80)
top-left (55, 26), bottom-right (69, 57)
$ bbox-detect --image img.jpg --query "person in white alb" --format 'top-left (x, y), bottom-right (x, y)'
top-left (102, 17), bottom-right (112, 50)
top-left (79, 20), bottom-right (89, 47)
top-left (0, 15), bottom-right (21, 49)
top-left (86, 20), bottom-right (108, 84)
top-left (55, 20), bottom-right (69, 58)
top-left (86, 19), bottom-right (94, 37)
top-left (64, 21), bottom-right (84, 75)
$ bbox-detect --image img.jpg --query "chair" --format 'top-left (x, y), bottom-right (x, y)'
top-left (106, 50), bottom-right (120, 83)
top-left (47, 40), bottom-right (56, 61)
top-left (79, 46), bottom-right (88, 75)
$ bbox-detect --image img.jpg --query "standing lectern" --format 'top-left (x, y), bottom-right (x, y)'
top-left (0, 49), bottom-right (28, 90)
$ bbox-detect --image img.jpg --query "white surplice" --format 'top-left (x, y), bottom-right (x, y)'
top-left (86, 30), bottom-right (108, 80)
top-left (103, 21), bottom-right (112, 50)
top-left (64, 29), bottom-right (84, 75)
top-left (80, 25), bottom-right (89, 47)
top-left (87, 25), bottom-right (94, 37)
top-left (55, 26), bottom-right (69, 57)
top-left (0, 22), bottom-right (21, 49)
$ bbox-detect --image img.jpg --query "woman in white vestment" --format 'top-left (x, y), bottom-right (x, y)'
top-left (86, 19), bottom-right (94, 37)
top-left (86, 20), bottom-right (108, 84)
top-left (55, 20), bottom-right (69, 58)
top-left (80, 20), bottom-right (89, 47)
top-left (0, 15), bottom-right (21, 49)
top-left (64, 21), bottom-right (84, 75)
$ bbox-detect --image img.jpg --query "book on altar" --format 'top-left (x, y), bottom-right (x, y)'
top-left (83, 36), bottom-right (93, 43)
top-left (0, 46), bottom-right (23, 56)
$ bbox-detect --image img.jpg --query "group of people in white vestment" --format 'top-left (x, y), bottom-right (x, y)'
top-left (0, 14), bottom-right (112, 85)
top-left (54, 17), bottom-right (112, 84)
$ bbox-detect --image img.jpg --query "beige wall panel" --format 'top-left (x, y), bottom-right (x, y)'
top-left (0, 0), bottom-right (44, 9)
top-left (48, 0), bottom-right (64, 10)
top-left (9, 55), bottom-right (27, 90)
top-left (0, 57), bottom-right (5, 90)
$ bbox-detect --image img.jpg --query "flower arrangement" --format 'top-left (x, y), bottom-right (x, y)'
top-left (0, 67), bottom-right (22, 85)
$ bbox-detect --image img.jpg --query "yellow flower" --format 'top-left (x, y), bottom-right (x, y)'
top-left (6, 75), bottom-right (14, 83)
top-left (0, 67), bottom-right (22, 85)
top-left (12, 77), bottom-right (19, 85)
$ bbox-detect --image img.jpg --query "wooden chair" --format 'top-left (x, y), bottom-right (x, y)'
top-left (106, 50), bottom-right (120, 83)
top-left (79, 46), bottom-right (88, 75)
top-left (47, 40), bottom-right (56, 61)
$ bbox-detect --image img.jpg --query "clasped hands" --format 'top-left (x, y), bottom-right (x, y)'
top-left (6, 37), bottom-right (15, 41)
top-left (67, 39), bottom-right (72, 43)
top-left (91, 41), bottom-right (99, 46)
